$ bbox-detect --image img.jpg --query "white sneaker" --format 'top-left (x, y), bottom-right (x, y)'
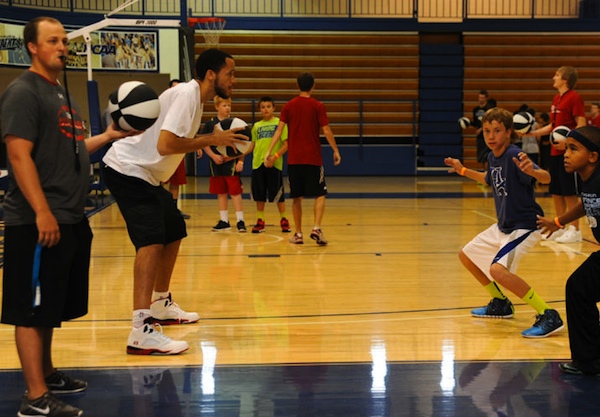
top-left (543, 228), bottom-right (564, 241)
top-left (555, 225), bottom-right (582, 243)
top-left (148, 292), bottom-right (200, 325)
top-left (127, 323), bottom-right (189, 355)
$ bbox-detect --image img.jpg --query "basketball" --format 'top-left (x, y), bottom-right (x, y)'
top-left (513, 111), bottom-right (534, 134)
top-left (458, 116), bottom-right (471, 129)
top-left (107, 81), bottom-right (160, 131)
top-left (551, 125), bottom-right (570, 146)
top-left (213, 117), bottom-right (252, 156)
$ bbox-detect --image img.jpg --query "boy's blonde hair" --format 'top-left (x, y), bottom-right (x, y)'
top-left (557, 66), bottom-right (578, 90)
top-left (214, 96), bottom-right (231, 107)
top-left (481, 107), bottom-right (518, 142)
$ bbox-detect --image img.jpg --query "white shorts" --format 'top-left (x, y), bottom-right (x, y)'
top-left (462, 223), bottom-right (541, 281)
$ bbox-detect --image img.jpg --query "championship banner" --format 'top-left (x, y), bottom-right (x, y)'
top-left (0, 22), bottom-right (158, 71)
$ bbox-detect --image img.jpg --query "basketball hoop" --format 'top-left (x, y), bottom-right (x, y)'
top-left (188, 17), bottom-right (226, 48)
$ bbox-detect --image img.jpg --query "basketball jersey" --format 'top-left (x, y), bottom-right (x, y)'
top-left (103, 79), bottom-right (204, 185)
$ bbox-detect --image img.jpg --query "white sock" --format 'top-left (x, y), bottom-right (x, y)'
top-left (236, 211), bottom-right (244, 222)
top-left (133, 309), bottom-right (152, 328)
top-left (152, 291), bottom-right (169, 302)
top-left (220, 210), bottom-right (229, 222)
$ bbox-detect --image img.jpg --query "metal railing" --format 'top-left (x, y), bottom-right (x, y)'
top-left (0, 0), bottom-right (582, 20)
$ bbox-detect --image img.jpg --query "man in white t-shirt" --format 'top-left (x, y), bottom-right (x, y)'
top-left (103, 48), bottom-right (248, 355)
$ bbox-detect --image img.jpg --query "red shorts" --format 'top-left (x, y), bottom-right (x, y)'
top-left (209, 175), bottom-right (243, 195)
top-left (168, 160), bottom-right (187, 186)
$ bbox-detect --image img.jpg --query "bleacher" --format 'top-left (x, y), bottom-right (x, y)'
top-left (462, 33), bottom-right (600, 168)
top-left (197, 32), bottom-right (420, 140)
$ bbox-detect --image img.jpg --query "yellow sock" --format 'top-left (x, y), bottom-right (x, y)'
top-left (484, 281), bottom-right (506, 299)
top-left (257, 211), bottom-right (264, 220)
top-left (522, 288), bottom-right (550, 315)
top-left (280, 212), bottom-right (287, 219)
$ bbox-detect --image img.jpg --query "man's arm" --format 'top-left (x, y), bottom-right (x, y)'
top-left (5, 136), bottom-right (60, 247)
top-left (157, 128), bottom-right (249, 156)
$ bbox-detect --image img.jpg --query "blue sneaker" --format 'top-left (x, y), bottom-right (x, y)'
top-left (521, 309), bottom-right (564, 338)
top-left (471, 298), bottom-right (514, 318)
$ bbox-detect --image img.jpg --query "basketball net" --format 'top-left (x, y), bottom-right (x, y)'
top-left (188, 17), bottom-right (226, 48)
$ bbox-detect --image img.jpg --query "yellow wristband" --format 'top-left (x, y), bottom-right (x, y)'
top-left (274, 153), bottom-right (280, 159)
top-left (459, 167), bottom-right (467, 176)
top-left (554, 217), bottom-right (564, 228)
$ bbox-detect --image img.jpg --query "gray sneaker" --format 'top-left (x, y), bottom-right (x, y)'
top-left (18, 392), bottom-right (82, 417)
top-left (45, 370), bottom-right (87, 395)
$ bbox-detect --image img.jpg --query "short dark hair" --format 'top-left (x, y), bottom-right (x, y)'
top-left (259, 96), bottom-right (274, 106)
top-left (23, 16), bottom-right (61, 58)
top-left (169, 79), bottom-right (182, 87)
top-left (297, 72), bottom-right (315, 92)
top-left (574, 126), bottom-right (600, 152)
top-left (479, 89), bottom-right (488, 97)
top-left (194, 48), bottom-right (233, 81)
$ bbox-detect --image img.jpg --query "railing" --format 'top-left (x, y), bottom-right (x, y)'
top-left (0, 0), bottom-right (582, 20)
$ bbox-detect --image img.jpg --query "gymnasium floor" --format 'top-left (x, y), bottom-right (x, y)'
top-left (1, 175), bottom-right (599, 417)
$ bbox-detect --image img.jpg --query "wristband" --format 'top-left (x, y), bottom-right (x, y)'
top-left (459, 167), bottom-right (467, 176)
top-left (554, 217), bottom-right (564, 228)
top-left (274, 153), bottom-right (280, 159)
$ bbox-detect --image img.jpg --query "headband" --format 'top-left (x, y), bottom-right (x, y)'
top-left (567, 129), bottom-right (600, 153)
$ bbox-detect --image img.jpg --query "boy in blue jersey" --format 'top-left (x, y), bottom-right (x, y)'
top-left (537, 126), bottom-right (600, 375)
top-left (445, 107), bottom-right (564, 338)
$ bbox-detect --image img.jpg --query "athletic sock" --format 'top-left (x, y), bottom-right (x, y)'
top-left (522, 288), bottom-right (551, 315)
top-left (280, 212), bottom-right (287, 219)
top-left (152, 290), bottom-right (169, 302)
top-left (220, 210), bottom-right (228, 222)
top-left (133, 309), bottom-right (152, 328)
top-left (236, 211), bottom-right (244, 222)
top-left (484, 281), bottom-right (507, 300)
top-left (257, 211), bottom-right (264, 220)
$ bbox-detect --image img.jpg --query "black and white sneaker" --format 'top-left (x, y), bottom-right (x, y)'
top-left (18, 392), bottom-right (82, 417)
top-left (212, 220), bottom-right (231, 232)
top-left (45, 370), bottom-right (87, 395)
top-left (237, 220), bottom-right (247, 233)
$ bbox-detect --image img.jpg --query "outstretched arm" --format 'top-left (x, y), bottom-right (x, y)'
top-left (512, 151), bottom-right (551, 184)
top-left (444, 157), bottom-right (486, 184)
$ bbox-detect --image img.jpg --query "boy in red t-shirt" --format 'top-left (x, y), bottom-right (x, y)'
top-left (264, 73), bottom-right (341, 245)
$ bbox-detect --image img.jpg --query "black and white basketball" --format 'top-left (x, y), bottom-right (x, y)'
top-left (458, 116), bottom-right (471, 129)
top-left (513, 111), bottom-right (534, 134)
top-left (551, 125), bottom-right (570, 146)
top-left (213, 117), bottom-right (252, 156)
top-left (108, 81), bottom-right (160, 131)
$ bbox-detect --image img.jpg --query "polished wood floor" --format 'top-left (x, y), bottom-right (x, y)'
top-left (1, 176), bottom-right (590, 368)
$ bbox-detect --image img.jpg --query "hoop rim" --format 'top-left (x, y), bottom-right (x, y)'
top-left (188, 17), bottom-right (226, 27)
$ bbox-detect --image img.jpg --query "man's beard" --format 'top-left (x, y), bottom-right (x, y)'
top-left (215, 80), bottom-right (229, 99)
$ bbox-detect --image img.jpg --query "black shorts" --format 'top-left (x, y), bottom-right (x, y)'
top-left (549, 155), bottom-right (580, 196)
top-left (1, 219), bottom-right (92, 327)
top-left (288, 164), bottom-right (327, 198)
top-left (251, 165), bottom-right (285, 203)
top-left (104, 166), bottom-right (187, 249)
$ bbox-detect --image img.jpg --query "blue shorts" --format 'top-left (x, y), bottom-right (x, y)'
top-left (104, 166), bottom-right (187, 249)
top-left (1, 219), bottom-right (92, 327)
